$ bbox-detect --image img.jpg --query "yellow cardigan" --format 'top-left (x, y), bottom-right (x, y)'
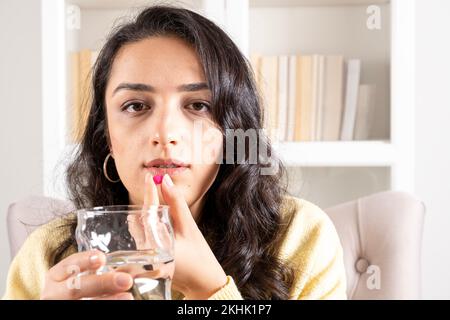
top-left (2, 196), bottom-right (347, 300)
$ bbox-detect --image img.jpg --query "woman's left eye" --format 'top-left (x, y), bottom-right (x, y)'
top-left (186, 102), bottom-right (210, 113)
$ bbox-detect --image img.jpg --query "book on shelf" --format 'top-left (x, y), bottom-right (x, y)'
top-left (322, 55), bottom-right (345, 141)
top-left (354, 84), bottom-right (377, 140)
top-left (312, 54), bottom-right (325, 141)
top-left (286, 55), bottom-right (297, 142)
top-left (298, 55), bottom-right (313, 142)
top-left (277, 55), bottom-right (289, 142)
top-left (70, 49), bottom-right (99, 143)
top-left (250, 54), bottom-right (375, 142)
top-left (340, 59), bottom-right (361, 141)
top-left (259, 56), bottom-right (279, 141)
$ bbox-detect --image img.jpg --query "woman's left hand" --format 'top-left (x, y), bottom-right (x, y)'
top-left (143, 172), bottom-right (228, 300)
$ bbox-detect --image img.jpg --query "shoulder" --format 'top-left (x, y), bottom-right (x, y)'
top-left (2, 214), bottom-right (77, 300)
top-left (278, 195), bottom-right (347, 299)
top-left (278, 195), bottom-right (340, 255)
top-left (23, 213), bottom-right (77, 265)
top-left (280, 195), bottom-right (331, 225)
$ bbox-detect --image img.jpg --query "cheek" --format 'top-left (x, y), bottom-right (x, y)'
top-left (107, 108), bottom-right (133, 156)
top-left (110, 133), bottom-right (133, 182)
top-left (182, 163), bottom-right (220, 207)
top-left (110, 134), bottom-right (125, 156)
top-left (181, 126), bottom-right (223, 204)
top-left (109, 130), bottom-right (144, 203)
top-left (200, 126), bottom-right (224, 164)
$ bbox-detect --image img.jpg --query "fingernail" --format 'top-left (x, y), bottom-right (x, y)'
top-left (89, 254), bottom-right (99, 266)
top-left (115, 273), bottom-right (132, 288)
top-left (116, 293), bottom-right (133, 300)
top-left (163, 174), bottom-right (173, 187)
top-left (153, 175), bottom-right (163, 185)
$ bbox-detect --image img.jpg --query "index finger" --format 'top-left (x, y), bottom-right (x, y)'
top-left (49, 250), bottom-right (106, 282)
top-left (143, 172), bottom-right (159, 208)
top-left (130, 173), bottom-right (161, 250)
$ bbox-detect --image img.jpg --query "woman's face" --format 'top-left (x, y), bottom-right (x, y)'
top-left (104, 36), bottom-right (223, 219)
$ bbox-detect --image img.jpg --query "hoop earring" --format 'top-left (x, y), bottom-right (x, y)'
top-left (103, 152), bottom-right (121, 183)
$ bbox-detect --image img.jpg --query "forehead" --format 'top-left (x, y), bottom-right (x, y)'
top-left (107, 36), bottom-right (206, 93)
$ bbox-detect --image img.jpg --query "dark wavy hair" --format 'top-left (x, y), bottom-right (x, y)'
top-left (63, 4), bottom-right (295, 300)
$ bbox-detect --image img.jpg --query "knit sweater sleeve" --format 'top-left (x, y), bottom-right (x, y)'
top-left (2, 216), bottom-right (75, 300)
top-left (279, 197), bottom-right (347, 300)
top-left (207, 275), bottom-right (243, 300)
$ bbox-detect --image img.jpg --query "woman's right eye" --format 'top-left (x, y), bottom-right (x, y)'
top-left (121, 102), bottom-right (150, 113)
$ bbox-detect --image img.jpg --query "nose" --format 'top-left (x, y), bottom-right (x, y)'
top-left (150, 110), bottom-right (181, 150)
top-left (152, 131), bottom-right (179, 148)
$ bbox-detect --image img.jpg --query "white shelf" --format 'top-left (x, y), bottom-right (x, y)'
top-left (275, 140), bottom-right (394, 167)
top-left (250, 0), bottom-right (389, 7)
top-left (67, 0), bottom-right (201, 9)
top-left (68, 0), bottom-right (389, 9)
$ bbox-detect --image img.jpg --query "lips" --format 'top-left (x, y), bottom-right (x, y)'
top-left (143, 158), bottom-right (190, 177)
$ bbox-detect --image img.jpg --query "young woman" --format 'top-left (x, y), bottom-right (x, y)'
top-left (3, 5), bottom-right (346, 300)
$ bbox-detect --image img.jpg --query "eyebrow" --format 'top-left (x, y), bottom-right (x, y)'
top-left (112, 82), bottom-right (209, 96)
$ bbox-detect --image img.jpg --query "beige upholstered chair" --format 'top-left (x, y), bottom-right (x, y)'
top-left (325, 191), bottom-right (425, 299)
top-left (6, 190), bottom-right (425, 299)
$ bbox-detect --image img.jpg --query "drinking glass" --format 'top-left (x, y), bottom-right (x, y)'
top-left (75, 204), bottom-right (174, 300)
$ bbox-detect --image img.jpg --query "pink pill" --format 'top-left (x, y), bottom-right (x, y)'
top-left (153, 175), bottom-right (163, 185)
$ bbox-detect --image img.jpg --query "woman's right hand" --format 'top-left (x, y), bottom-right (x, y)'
top-left (40, 250), bottom-right (134, 300)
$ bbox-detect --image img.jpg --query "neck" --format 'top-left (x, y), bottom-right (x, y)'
top-left (189, 196), bottom-right (206, 224)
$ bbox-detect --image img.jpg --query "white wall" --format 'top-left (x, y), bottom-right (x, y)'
top-left (416, 0), bottom-right (450, 300)
top-left (0, 0), bottom-right (43, 295)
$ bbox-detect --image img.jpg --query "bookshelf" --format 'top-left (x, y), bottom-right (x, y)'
top-left (41, 0), bottom-right (415, 208)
